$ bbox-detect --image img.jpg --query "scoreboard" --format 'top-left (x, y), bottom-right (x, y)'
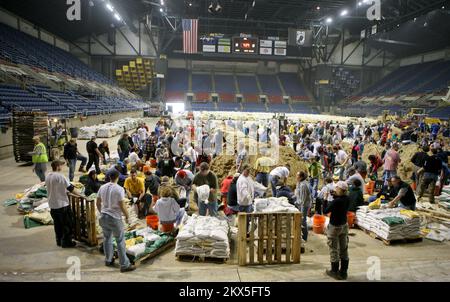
top-left (200, 35), bottom-right (288, 56)
top-left (233, 37), bottom-right (258, 54)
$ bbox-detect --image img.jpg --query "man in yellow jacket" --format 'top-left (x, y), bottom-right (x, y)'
top-left (31, 136), bottom-right (48, 181)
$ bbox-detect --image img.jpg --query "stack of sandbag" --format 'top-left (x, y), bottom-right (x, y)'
top-left (175, 214), bottom-right (230, 259)
top-left (253, 197), bottom-right (299, 213)
top-left (78, 126), bottom-right (97, 139)
top-left (356, 206), bottom-right (421, 241)
top-left (123, 227), bottom-right (175, 262)
top-left (78, 118), bottom-right (145, 139)
top-left (438, 185), bottom-right (450, 210)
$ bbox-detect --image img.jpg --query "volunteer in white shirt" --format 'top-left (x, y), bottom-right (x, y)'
top-left (96, 170), bottom-right (136, 273)
top-left (137, 126), bottom-right (147, 148)
top-left (236, 165), bottom-right (255, 213)
top-left (333, 145), bottom-right (351, 181)
top-left (45, 160), bottom-right (81, 248)
top-left (269, 164), bottom-right (290, 197)
top-left (185, 143), bottom-right (198, 173)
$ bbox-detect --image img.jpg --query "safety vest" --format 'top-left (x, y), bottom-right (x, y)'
top-left (32, 142), bottom-right (48, 163)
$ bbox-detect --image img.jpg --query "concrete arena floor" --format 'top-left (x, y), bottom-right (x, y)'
top-left (0, 118), bottom-right (450, 282)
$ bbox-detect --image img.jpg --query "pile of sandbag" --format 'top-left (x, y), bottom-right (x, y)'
top-left (253, 197), bottom-right (299, 213)
top-left (438, 185), bottom-right (450, 209)
top-left (356, 206), bottom-right (421, 241)
top-left (123, 227), bottom-right (175, 262)
top-left (3, 183), bottom-right (54, 228)
top-left (175, 214), bottom-right (230, 259)
top-left (78, 118), bottom-right (144, 139)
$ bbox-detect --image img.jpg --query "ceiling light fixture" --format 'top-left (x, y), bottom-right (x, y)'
top-left (106, 3), bottom-right (114, 12)
top-left (326, 17), bottom-right (333, 24)
top-left (340, 9), bottom-right (348, 16)
top-left (114, 13), bottom-right (122, 21)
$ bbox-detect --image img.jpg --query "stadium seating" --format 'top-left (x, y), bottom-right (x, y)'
top-left (278, 73), bottom-right (309, 100)
top-left (0, 23), bottom-right (112, 84)
top-left (164, 68), bottom-right (314, 112)
top-left (258, 74), bottom-right (283, 96)
top-left (215, 74), bottom-right (236, 94)
top-left (0, 83), bottom-right (146, 118)
top-left (359, 60), bottom-right (450, 96)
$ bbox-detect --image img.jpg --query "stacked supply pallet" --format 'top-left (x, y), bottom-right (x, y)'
top-left (12, 111), bottom-right (48, 162)
top-left (356, 206), bottom-right (421, 243)
top-left (175, 214), bottom-right (230, 261)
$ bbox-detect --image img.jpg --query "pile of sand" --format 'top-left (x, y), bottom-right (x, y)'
top-left (210, 145), bottom-right (308, 190)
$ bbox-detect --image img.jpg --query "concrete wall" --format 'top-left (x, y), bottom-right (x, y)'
top-left (0, 111), bottom-right (143, 160)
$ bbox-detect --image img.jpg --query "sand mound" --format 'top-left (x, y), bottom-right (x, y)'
top-left (210, 145), bottom-right (308, 190)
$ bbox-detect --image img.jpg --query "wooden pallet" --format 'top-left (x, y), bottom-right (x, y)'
top-left (69, 194), bottom-right (98, 247)
top-left (358, 225), bottom-right (422, 246)
top-left (238, 212), bottom-right (301, 266)
top-left (176, 254), bottom-right (228, 263)
top-left (131, 240), bottom-right (176, 266)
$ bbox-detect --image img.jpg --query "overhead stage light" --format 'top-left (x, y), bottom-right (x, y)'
top-left (106, 3), bottom-right (114, 12)
top-left (340, 9), bottom-right (348, 16)
top-left (326, 17), bottom-right (333, 24)
top-left (114, 13), bottom-right (122, 21)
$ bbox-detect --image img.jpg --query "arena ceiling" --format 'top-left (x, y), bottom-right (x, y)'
top-left (0, 0), bottom-right (449, 57)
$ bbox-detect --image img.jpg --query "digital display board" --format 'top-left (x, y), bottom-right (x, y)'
top-left (217, 38), bottom-right (231, 53)
top-left (233, 37), bottom-right (258, 53)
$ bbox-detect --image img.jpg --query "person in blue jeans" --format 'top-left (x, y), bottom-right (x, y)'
top-left (96, 170), bottom-right (136, 273)
top-left (64, 139), bottom-right (87, 181)
top-left (294, 171), bottom-right (312, 242)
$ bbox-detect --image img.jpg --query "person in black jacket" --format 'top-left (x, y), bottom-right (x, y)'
top-left (348, 179), bottom-right (364, 212)
top-left (388, 176), bottom-right (417, 210)
top-left (157, 152), bottom-right (176, 178)
top-left (417, 147), bottom-right (443, 204)
top-left (323, 181), bottom-right (350, 280)
top-left (84, 170), bottom-right (103, 196)
top-left (411, 145), bottom-right (429, 185)
top-left (98, 141), bottom-right (110, 164)
top-left (63, 139), bottom-right (87, 181)
top-left (86, 136), bottom-right (102, 174)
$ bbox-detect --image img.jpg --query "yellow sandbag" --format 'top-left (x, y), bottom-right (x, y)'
top-left (400, 209), bottom-right (420, 218)
top-left (368, 197), bottom-right (382, 210)
top-left (15, 193), bottom-right (24, 199)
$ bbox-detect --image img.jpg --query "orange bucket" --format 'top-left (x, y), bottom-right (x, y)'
top-left (366, 180), bottom-right (375, 194)
top-left (347, 211), bottom-right (356, 228)
top-left (312, 214), bottom-right (326, 234)
top-left (146, 215), bottom-right (159, 230)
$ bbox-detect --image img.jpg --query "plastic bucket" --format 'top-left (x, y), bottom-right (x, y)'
top-left (146, 215), bottom-right (159, 230)
top-left (347, 211), bottom-right (356, 228)
top-left (312, 214), bottom-right (326, 234)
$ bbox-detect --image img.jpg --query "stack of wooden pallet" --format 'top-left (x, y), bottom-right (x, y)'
top-left (12, 111), bottom-right (48, 162)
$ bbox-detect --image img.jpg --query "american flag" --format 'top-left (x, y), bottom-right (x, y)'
top-left (182, 19), bottom-right (198, 54)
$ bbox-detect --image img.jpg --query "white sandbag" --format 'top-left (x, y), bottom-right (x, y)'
top-left (196, 185), bottom-right (210, 204)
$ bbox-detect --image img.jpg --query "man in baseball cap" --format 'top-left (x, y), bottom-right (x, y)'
top-left (323, 180), bottom-right (350, 281)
